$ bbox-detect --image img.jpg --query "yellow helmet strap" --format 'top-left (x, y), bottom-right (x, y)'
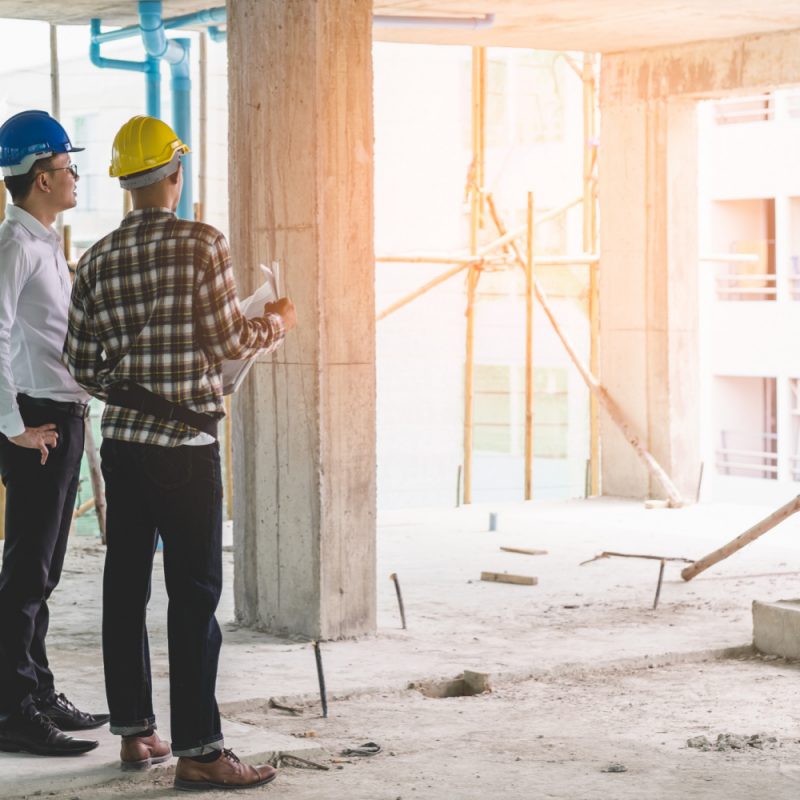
top-left (119, 151), bottom-right (182, 190)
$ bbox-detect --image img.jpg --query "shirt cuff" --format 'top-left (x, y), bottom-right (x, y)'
top-left (266, 312), bottom-right (286, 343)
top-left (0, 407), bottom-right (25, 439)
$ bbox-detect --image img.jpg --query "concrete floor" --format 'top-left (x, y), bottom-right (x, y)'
top-left (4, 496), bottom-right (800, 798)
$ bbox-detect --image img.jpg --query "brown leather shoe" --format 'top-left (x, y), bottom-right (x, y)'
top-left (120, 731), bottom-right (172, 771)
top-left (174, 749), bottom-right (277, 791)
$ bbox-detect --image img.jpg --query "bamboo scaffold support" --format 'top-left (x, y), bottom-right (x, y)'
top-left (376, 261), bottom-right (470, 322)
top-left (374, 253), bottom-right (596, 323)
top-left (463, 265), bottom-right (479, 505)
top-left (485, 194), bottom-right (684, 508)
top-left (681, 495), bottom-right (800, 581)
top-left (582, 53), bottom-right (600, 497)
top-left (462, 45), bottom-right (487, 505)
top-left (524, 193), bottom-right (534, 500)
top-left (476, 197), bottom-right (583, 261)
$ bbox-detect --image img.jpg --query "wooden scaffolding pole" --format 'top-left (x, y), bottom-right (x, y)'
top-left (478, 47), bottom-right (487, 229)
top-left (583, 53), bottom-right (600, 496)
top-left (476, 196), bottom-right (582, 260)
top-left (376, 262), bottom-right (471, 321)
top-left (463, 46), bottom-right (486, 505)
top-left (50, 24), bottom-right (65, 238)
top-left (524, 193), bottom-right (534, 500)
top-left (485, 194), bottom-right (684, 507)
top-left (50, 24), bottom-right (60, 120)
top-left (682, 495), bottom-right (800, 581)
top-left (197, 32), bottom-right (208, 223)
top-left (463, 265), bottom-right (479, 505)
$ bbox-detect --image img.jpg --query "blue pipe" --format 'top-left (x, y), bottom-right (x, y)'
top-left (138, 1), bottom-right (192, 219)
top-left (90, 19), bottom-right (160, 118)
top-left (207, 25), bottom-right (226, 43)
top-left (91, 6), bottom-right (225, 45)
top-left (93, 6), bottom-right (495, 48)
top-left (169, 38), bottom-right (193, 221)
top-left (144, 56), bottom-right (161, 118)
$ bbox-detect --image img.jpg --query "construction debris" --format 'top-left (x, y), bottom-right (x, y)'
top-left (500, 546), bottom-right (548, 556)
top-left (411, 671), bottom-right (492, 698)
top-left (462, 670), bottom-right (492, 694)
top-left (341, 742), bottom-right (382, 757)
top-left (580, 551), bottom-right (693, 566)
top-left (268, 697), bottom-right (304, 716)
top-left (480, 571), bottom-right (537, 586)
top-left (313, 640), bottom-right (328, 718)
top-left (390, 572), bottom-right (407, 629)
top-left (276, 753), bottom-right (330, 770)
top-left (687, 733), bottom-right (779, 752)
top-left (579, 551), bottom-right (693, 610)
top-left (644, 499), bottom-right (670, 509)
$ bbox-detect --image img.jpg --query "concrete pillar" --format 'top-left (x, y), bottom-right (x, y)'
top-left (599, 91), bottom-right (700, 499)
top-left (227, 0), bottom-right (376, 639)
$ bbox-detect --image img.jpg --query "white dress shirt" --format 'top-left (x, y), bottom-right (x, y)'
top-left (0, 204), bottom-right (89, 438)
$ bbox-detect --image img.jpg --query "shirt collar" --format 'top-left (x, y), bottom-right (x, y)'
top-left (122, 207), bottom-right (176, 226)
top-left (5, 204), bottom-right (60, 244)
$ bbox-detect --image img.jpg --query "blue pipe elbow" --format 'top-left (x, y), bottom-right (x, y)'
top-left (139, 0), bottom-right (187, 65)
top-left (90, 19), bottom-right (148, 73)
top-left (207, 25), bottom-right (227, 43)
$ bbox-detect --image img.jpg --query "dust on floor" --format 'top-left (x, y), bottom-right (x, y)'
top-left (34, 654), bottom-right (800, 800)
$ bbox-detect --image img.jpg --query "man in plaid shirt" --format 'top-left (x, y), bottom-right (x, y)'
top-left (63, 116), bottom-right (295, 790)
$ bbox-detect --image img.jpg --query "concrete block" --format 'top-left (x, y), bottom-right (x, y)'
top-left (752, 599), bottom-right (800, 659)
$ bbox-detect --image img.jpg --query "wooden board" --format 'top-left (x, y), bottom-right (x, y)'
top-left (480, 571), bottom-right (537, 586)
top-left (500, 546), bottom-right (548, 556)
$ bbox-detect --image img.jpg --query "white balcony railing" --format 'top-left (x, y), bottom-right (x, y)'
top-left (715, 273), bottom-right (776, 301)
top-left (717, 430), bottom-right (777, 480)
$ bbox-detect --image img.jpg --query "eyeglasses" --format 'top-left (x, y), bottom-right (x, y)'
top-left (42, 163), bottom-right (79, 179)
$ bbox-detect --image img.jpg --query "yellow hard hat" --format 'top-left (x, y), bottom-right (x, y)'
top-left (109, 115), bottom-right (190, 181)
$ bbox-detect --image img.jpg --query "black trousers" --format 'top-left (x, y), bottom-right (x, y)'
top-left (0, 402), bottom-right (84, 716)
top-left (100, 438), bottom-right (223, 756)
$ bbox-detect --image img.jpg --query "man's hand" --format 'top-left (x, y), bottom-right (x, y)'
top-left (9, 424), bottom-right (58, 465)
top-left (264, 297), bottom-right (297, 332)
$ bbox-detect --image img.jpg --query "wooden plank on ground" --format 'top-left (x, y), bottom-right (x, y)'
top-left (480, 571), bottom-right (537, 586)
top-left (500, 546), bottom-right (548, 556)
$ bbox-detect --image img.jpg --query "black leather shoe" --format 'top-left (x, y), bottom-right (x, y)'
top-left (0, 707), bottom-right (98, 756)
top-left (35, 693), bottom-right (110, 731)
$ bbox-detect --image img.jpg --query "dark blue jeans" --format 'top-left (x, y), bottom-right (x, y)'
top-left (100, 438), bottom-right (223, 756)
top-left (0, 403), bottom-right (84, 717)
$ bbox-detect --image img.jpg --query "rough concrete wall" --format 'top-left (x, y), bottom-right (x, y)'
top-left (228, 0), bottom-right (376, 639)
top-left (603, 28), bottom-right (800, 104)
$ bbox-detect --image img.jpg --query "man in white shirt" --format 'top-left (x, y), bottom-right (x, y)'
top-left (0, 111), bottom-right (108, 756)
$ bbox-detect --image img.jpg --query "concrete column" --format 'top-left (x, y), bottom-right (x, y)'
top-left (227, 0), bottom-right (376, 638)
top-left (599, 92), bottom-right (700, 499)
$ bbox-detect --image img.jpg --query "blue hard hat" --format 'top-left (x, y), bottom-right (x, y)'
top-left (0, 110), bottom-right (84, 177)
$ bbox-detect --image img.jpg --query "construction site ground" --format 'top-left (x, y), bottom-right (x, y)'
top-left (4, 496), bottom-right (800, 800)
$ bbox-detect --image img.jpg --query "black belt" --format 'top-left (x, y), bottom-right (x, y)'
top-left (106, 381), bottom-right (218, 438)
top-left (17, 394), bottom-right (88, 419)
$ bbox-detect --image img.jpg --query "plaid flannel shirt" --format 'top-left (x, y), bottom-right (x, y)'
top-left (63, 208), bottom-right (284, 447)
